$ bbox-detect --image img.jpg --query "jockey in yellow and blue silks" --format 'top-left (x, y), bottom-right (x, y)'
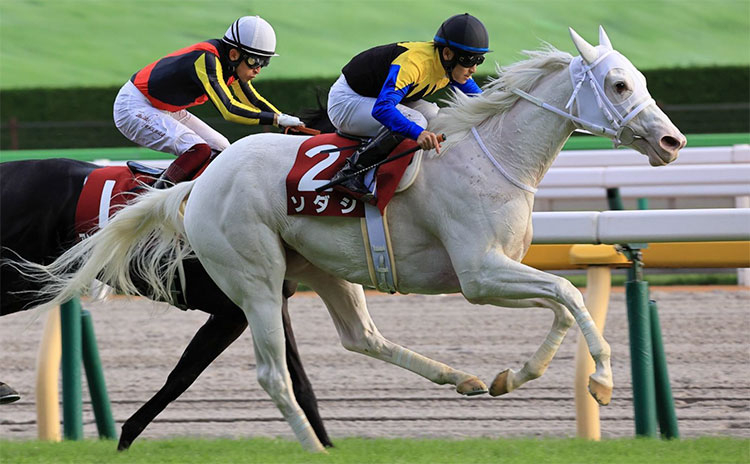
top-left (113, 16), bottom-right (304, 188)
top-left (327, 13), bottom-right (490, 203)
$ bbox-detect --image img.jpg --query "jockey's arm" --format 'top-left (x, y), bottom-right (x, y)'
top-left (194, 53), bottom-right (276, 126)
top-left (450, 77), bottom-right (482, 95)
top-left (370, 66), bottom-right (424, 140)
top-left (371, 65), bottom-right (441, 151)
top-left (232, 80), bottom-right (281, 115)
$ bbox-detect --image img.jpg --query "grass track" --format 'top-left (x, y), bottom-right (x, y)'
top-left (1, 0), bottom-right (748, 89)
top-left (2, 437), bottom-right (748, 464)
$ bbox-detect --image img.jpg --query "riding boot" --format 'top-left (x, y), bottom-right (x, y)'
top-left (330, 129), bottom-right (405, 204)
top-left (152, 143), bottom-right (212, 189)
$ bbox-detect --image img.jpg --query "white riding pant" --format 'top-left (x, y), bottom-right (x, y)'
top-left (113, 80), bottom-right (230, 156)
top-left (327, 74), bottom-right (439, 137)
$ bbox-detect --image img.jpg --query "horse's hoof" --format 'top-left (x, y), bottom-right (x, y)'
top-left (588, 377), bottom-right (612, 406)
top-left (456, 377), bottom-right (488, 396)
top-left (489, 369), bottom-right (513, 397)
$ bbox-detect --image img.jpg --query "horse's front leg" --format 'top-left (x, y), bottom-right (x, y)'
top-left (295, 265), bottom-right (487, 396)
top-left (457, 252), bottom-right (613, 405)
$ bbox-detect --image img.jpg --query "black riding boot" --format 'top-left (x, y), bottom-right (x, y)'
top-left (330, 129), bottom-right (405, 203)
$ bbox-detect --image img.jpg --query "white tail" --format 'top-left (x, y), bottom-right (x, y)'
top-left (10, 181), bottom-right (196, 308)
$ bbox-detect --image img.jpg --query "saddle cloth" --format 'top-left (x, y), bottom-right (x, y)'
top-left (286, 133), bottom-right (419, 217)
top-left (74, 166), bottom-right (153, 238)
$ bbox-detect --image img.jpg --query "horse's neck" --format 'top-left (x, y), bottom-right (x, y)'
top-left (476, 69), bottom-right (575, 189)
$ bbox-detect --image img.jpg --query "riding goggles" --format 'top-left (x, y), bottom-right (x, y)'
top-left (456, 53), bottom-right (485, 68)
top-left (245, 54), bottom-right (270, 69)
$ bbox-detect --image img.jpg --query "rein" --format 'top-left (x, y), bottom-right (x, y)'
top-left (471, 127), bottom-right (537, 194)
top-left (284, 126), bottom-right (322, 136)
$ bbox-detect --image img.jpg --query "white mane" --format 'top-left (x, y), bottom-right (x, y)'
top-left (429, 46), bottom-right (573, 155)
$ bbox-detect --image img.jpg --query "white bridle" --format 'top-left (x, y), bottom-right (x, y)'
top-left (512, 28), bottom-right (656, 148)
top-left (473, 27), bottom-right (657, 194)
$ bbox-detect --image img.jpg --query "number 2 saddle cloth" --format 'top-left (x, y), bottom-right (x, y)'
top-left (285, 132), bottom-right (420, 217)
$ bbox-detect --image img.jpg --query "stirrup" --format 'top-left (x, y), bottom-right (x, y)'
top-left (332, 179), bottom-right (376, 205)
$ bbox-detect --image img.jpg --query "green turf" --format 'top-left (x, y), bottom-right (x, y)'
top-left (1, 0), bottom-right (748, 89)
top-left (1, 437), bottom-right (748, 464)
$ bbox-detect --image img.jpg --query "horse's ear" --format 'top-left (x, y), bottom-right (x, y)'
top-left (598, 25), bottom-right (613, 50)
top-left (569, 27), bottom-right (598, 64)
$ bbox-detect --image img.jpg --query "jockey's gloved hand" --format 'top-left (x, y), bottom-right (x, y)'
top-left (277, 114), bottom-right (304, 128)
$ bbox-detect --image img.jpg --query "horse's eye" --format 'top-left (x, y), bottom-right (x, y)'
top-left (615, 81), bottom-right (627, 93)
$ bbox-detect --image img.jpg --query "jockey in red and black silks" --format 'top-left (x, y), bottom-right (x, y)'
top-left (114, 16), bottom-right (305, 188)
top-left (130, 40), bottom-right (278, 124)
top-left (325, 13), bottom-right (490, 204)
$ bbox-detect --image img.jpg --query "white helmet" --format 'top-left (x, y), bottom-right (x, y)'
top-left (222, 16), bottom-right (278, 57)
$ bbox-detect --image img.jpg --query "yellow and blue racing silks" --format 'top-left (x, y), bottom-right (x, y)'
top-left (342, 41), bottom-right (481, 140)
top-left (131, 39), bottom-right (278, 126)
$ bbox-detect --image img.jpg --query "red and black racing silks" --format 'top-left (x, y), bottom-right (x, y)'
top-left (130, 39), bottom-right (278, 125)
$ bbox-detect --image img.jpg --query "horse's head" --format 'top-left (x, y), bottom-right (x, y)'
top-left (569, 26), bottom-right (686, 166)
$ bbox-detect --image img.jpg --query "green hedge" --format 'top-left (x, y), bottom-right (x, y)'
top-left (1, 67), bottom-right (747, 150)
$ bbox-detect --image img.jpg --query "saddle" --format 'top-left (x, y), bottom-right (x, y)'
top-left (74, 165), bottom-right (153, 237)
top-left (286, 132), bottom-right (422, 217)
top-left (126, 160), bottom-right (164, 177)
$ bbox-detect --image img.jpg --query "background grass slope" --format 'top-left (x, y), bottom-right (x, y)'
top-left (1, 0), bottom-right (749, 89)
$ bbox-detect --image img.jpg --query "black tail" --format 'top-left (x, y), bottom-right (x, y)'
top-left (298, 88), bottom-right (336, 134)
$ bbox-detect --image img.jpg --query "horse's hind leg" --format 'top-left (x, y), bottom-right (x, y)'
top-left (241, 286), bottom-right (326, 452)
top-left (117, 311), bottom-right (247, 451)
top-left (280, 282), bottom-right (333, 448)
top-left (294, 264), bottom-right (487, 396)
top-left (117, 282), bottom-right (332, 450)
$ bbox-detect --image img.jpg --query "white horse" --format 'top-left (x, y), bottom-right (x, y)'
top-left (23, 27), bottom-right (685, 452)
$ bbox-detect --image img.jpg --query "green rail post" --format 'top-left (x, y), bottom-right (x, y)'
top-left (621, 245), bottom-right (658, 437)
top-left (60, 299), bottom-right (83, 440)
top-left (81, 310), bottom-right (118, 439)
top-left (648, 300), bottom-right (680, 439)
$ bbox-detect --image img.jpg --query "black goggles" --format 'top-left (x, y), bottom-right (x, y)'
top-left (456, 53), bottom-right (485, 68)
top-left (245, 54), bottom-right (270, 69)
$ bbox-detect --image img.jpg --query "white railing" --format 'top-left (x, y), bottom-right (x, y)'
top-left (538, 144), bottom-right (750, 199)
top-left (531, 208), bottom-right (750, 244)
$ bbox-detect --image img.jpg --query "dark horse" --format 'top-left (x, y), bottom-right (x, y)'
top-left (0, 158), bottom-right (332, 449)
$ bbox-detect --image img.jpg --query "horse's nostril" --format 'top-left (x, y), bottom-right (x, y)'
top-left (660, 135), bottom-right (681, 150)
